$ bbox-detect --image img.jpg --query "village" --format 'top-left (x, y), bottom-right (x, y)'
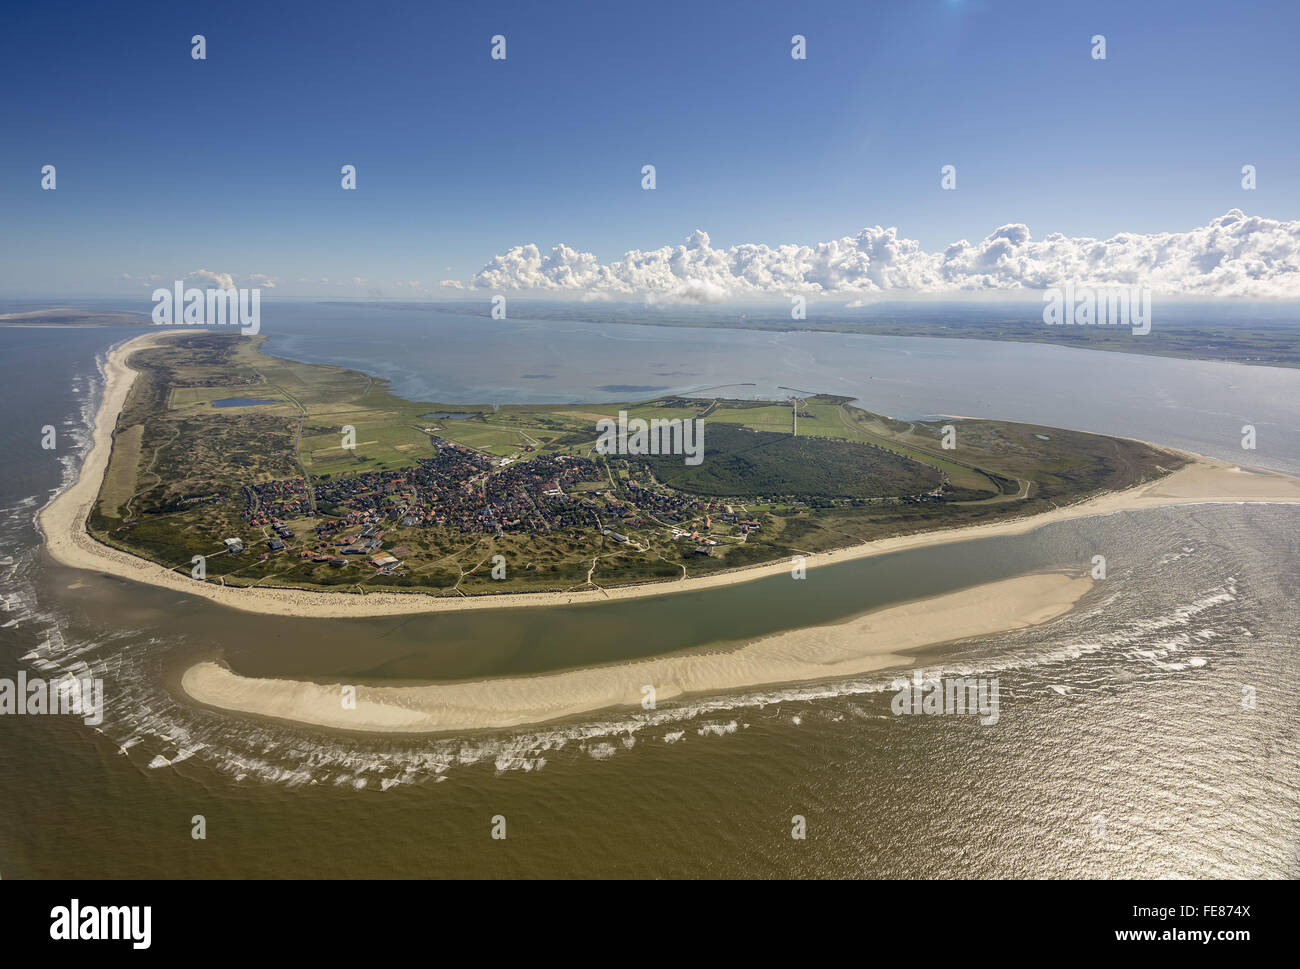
top-left (226, 435), bottom-right (765, 577)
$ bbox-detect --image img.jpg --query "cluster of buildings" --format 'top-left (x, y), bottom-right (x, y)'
top-left (475, 454), bottom-right (604, 535)
top-left (710, 509), bottom-right (763, 533)
top-left (222, 523), bottom-right (294, 555)
top-left (666, 506), bottom-right (763, 555)
top-left (240, 477), bottom-right (310, 524)
top-left (622, 480), bottom-right (702, 522)
top-left (295, 522), bottom-right (406, 573)
top-left (311, 438), bottom-right (492, 529)
top-left (308, 444), bottom-right (603, 537)
top-left (223, 437), bottom-right (773, 573)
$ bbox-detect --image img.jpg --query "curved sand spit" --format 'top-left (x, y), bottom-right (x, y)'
top-left (182, 572), bottom-right (1092, 733)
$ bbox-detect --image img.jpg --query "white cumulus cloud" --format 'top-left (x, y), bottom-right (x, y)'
top-left (462, 210), bottom-right (1300, 300)
top-left (187, 269), bottom-right (237, 290)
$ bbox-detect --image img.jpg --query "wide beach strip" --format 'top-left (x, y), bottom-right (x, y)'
top-left (180, 571), bottom-right (1092, 733)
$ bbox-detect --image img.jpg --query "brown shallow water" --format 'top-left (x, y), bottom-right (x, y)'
top-left (1, 321), bottom-right (1297, 878)
top-left (2, 502), bottom-right (1295, 878)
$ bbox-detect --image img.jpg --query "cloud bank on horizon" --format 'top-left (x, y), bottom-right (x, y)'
top-left (449, 210), bottom-right (1300, 303)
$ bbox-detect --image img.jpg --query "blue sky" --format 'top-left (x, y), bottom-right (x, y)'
top-left (1, 0), bottom-right (1297, 298)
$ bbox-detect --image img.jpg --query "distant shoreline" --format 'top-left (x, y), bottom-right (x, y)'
top-left (422, 302), bottom-right (1300, 372)
top-left (38, 328), bottom-right (1300, 620)
top-left (0, 308), bottom-right (147, 328)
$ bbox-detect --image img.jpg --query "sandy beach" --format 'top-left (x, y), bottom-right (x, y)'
top-left (39, 329), bottom-right (1300, 621)
top-left (181, 571), bottom-right (1092, 733)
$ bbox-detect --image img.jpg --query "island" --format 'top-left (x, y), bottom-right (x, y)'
top-left (77, 330), bottom-right (1192, 598)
